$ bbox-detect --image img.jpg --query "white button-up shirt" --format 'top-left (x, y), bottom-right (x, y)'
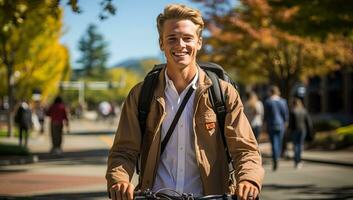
top-left (152, 69), bottom-right (203, 195)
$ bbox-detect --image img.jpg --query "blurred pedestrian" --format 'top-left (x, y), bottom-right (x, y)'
top-left (244, 91), bottom-right (264, 141)
top-left (289, 97), bottom-right (313, 169)
top-left (74, 103), bottom-right (83, 119)
top-left (264, 85), bottom-right (289, 171)
top-left (46, 96), bottom-right (69, 155)
top-left (98, 101), bottom-right (111, 121)
top-left (14, 101), bottom-right (32, 147)
top-left (33, 100), bottom-right (46, 134)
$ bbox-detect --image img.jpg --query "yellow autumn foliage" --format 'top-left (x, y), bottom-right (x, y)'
top-left (0, 2), bottom-right (70, 103)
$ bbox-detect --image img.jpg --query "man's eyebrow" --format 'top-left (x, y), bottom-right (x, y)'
top-left (166, 33), bottom-right (194, 37)
top-left (166, 33), bottom-right (177, 37)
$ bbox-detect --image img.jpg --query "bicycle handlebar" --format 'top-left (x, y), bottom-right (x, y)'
top-left (133, 190), bottom-right (238, 200)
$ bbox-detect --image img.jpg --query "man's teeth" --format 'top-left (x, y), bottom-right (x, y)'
top-left (173, 52), bottom-right (187, 56)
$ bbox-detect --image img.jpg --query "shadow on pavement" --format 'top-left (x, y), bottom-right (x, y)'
top-left (0, 191), bottom-right (107, 200)
top-left (264, 184), bottom-right (353, 200)
top-left (0, 169), bottom-right (28, 174)
top-left (68, 131), bottom-right (115, 136)
top-left (35, 149), bottom-right (109, 166)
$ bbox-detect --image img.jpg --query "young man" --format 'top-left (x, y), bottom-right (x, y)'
top-left (106, 4), bottom-right (264, 200)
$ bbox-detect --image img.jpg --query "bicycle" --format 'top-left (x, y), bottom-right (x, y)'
top-left (133, 188), bottom-right (259, 200)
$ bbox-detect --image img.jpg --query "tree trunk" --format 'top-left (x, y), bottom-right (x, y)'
top-left (2, 42), bottom-right (14, 137)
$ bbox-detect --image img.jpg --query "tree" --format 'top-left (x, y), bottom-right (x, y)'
top-left (77, 24), bottom-right (109, 77)
top-left (0, 1), bottom-right (70, 136)
top-left (193, 0), bottom-right (353, 99)
top-left (268, 0), bottom-right (353, 39)
top-left (0, 0), bottom-right (116, 136)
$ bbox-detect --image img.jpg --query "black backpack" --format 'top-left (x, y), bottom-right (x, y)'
top-left (137, 62), bottom-right (237, 169)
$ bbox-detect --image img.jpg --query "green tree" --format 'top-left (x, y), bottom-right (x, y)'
top-left (77, 24), bottom-right (109, 77)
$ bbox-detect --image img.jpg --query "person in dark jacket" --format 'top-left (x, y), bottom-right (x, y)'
top-left (264, 86), bottom-right (289, 171)
top-left (14, 101), bottom-right (32, 147)
top-left (289, 97), bottom-right (313, 169)
top-left (46, 96), bottom-right (69, 155)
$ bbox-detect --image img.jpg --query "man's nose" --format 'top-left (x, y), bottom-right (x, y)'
top-left (176, 38), bottom-right (186, 47)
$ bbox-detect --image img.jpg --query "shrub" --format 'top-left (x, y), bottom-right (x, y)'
top-left (313, 119), bottom-right (341, 132)
top-left (0, 143), bottom-right (30, 156)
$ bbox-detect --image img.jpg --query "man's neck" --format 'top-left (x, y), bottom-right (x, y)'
top-left (166, 62), bottom-right (197, 94)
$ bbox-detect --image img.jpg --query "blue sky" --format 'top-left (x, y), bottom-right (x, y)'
top-left (60, 0), bottom-right (203, 68)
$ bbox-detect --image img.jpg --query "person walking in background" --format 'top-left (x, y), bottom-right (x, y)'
top-left (264, 85), bottom-right (289, 171)
top-left (14, 101), bottom-right (32, 147)
top-left (46, 96), bottom-right (69, 155)
top-left (33, 100), bottom-right (46, 135)
top-left (244, 91), bottom-right (264, 141)
top-left (289, 97), bottom-right (313, 169)
top-left (98, 101), bottom-right (111, 121)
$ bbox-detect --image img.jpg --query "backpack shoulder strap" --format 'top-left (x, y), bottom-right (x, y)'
top-left (201, 64), bottom-right (232, 164)
top-left (136, 64), bottom-right (164, 175)
top-left (138, 64), bottom-right (165, 139)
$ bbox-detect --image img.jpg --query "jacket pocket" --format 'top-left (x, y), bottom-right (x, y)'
top-left (196, 111), bottom-right (217, 136)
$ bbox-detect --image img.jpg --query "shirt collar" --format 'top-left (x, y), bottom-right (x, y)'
top-left (164, 67), bottom-right (199, 92)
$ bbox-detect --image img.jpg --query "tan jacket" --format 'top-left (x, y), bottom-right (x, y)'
top-left (106, 67), bottom-right (264, 195)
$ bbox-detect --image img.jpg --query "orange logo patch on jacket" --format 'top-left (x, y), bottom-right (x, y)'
top-left (205, 122), bottom-right (216, 130)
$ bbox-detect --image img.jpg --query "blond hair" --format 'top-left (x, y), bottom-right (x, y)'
top-left (157, 4), bottom-right (204, 40)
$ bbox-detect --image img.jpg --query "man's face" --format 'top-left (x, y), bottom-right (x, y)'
top-left (160, 19), bottom-right (202, 68)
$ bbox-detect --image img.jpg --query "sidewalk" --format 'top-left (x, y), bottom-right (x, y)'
top-left (1, 120), bottom-right (352, 167)
top-left (0, 119), bottom-right (352, 199)
top-left (259, 142), bottom-right (353, 167)
top-left (0, 119), bottom-right (118, 199)
top-left (0, 118), bottom-right (118, 166)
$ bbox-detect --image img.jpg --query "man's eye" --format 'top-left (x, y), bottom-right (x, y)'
top-left (184, 37), bottom-right (193, 42)
top-left (168, 38), bottom-right (176, 42)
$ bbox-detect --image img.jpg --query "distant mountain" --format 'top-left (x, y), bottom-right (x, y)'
top-left (112, 57), bottom-right (162, 74)
top-left (113, 58), bottom-right (141, 69)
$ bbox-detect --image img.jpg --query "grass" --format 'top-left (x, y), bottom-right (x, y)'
top-left (0, 142), bottom-right (30, 156)
top-left (0, 129), bottom-right (19, 137)
top-left (0, 128), bottom-right (31, 156)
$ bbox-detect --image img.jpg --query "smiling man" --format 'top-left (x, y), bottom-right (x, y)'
top-left (106, 4), bottom-right (264, 200)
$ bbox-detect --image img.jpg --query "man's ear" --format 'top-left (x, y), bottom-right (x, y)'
top-left (197, 36), bottom-right (203, 50)
top-left (159, 38), bottom-right (164, 51)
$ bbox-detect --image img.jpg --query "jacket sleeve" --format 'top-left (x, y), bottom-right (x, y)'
top-left (106, 83), bottom-right (143, 191)
top-left (222, 82), bottom-right (265, 190)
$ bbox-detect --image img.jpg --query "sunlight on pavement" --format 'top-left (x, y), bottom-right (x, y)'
top-left (100, 135), bottom-right (114, 148)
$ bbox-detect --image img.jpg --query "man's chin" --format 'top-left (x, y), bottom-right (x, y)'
top-left (173, 59), bottom-right (194, 67)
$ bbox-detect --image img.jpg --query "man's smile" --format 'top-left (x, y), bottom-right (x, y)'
top-left (172, 51), bottom-right (189, 57)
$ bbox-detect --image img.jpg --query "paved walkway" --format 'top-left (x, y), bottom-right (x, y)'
top-left (2, 118), bottom-right (352, 167)
top-left (259, 143), bottom-right (353, 167)
top-left (0, 119), bottom-right (118, 199)
top-left (0, 118), bottom-right (352, 199)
